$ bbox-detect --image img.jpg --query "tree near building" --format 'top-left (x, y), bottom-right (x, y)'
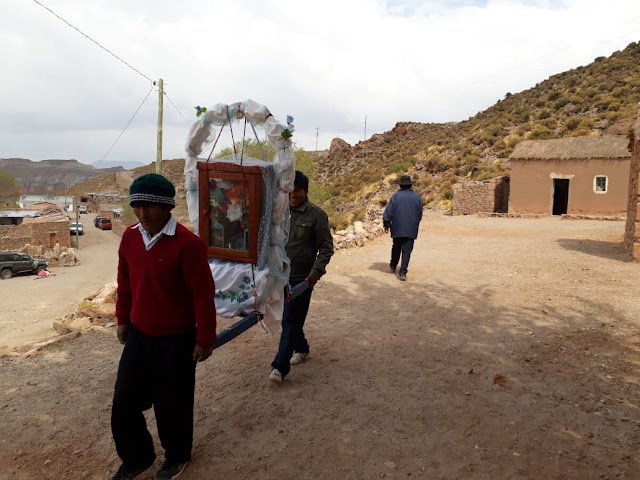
top-left (0, 172), bottom-right (21, 209)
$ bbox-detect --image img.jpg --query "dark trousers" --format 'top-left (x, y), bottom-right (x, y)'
top-left (271, 281), bottom-right (313, 378)
top-left (390, 237), bottom-right (415, 275)
top-left (111, 326), bottom-right (196, 468)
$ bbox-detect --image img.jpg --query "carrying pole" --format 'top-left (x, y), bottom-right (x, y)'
top-left (211, 281), bottom-right (310, 351)
top-left (156, 78), bottom-right (164, 174)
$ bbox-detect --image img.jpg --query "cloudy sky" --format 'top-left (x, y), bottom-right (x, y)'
top-left (2, 0), bottom-right (640, 168)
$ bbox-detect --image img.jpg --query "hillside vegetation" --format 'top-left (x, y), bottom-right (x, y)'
top-left (312, 41), bottom-right (640, 227)
top-left (68, 41), bottom-right (640, 229)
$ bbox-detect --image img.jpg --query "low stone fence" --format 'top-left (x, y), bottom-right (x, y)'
top-left (452, 176), bottom-right (509, 215)
top-left (332, 208), bottom-right (386, 250)
top-left (19, 244), bottom-right (78, 267)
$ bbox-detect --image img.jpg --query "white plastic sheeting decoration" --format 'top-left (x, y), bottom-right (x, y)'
top-left (184, 99), bottom-right (295, 328)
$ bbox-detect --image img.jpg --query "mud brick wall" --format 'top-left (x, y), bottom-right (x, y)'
top-left (0, 220), bottom-right (71, 251)
top-left (452, 176), bottom-right (510, 215)
top-left (624, 121), bottom-right (640, 260)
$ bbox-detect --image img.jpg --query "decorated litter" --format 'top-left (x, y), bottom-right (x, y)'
top-left (184, 99), bottom-right (298, 348)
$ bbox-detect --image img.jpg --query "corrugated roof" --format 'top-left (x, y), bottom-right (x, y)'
top-left (0, 210), bottom-right (41, 218)
top-left (509, 136), bottom-right (631, 160)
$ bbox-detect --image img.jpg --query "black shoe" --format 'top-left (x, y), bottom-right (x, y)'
top-left (390, 264), bottom-right (397, 273)
top-left (156, 460), bottom-right (189, 479)
top-left (109, 462), bottom-right (155, 480)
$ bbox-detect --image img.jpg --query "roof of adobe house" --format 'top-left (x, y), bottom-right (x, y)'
top-left (0, 210), bottom-right (40, 218)
top-left (509, 135), bottom-right (631, 160)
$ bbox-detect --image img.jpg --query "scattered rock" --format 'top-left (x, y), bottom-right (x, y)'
top-left (493, 374), bottom-right (508, 387)
top-left (52, 322), bottom-right (79, 335)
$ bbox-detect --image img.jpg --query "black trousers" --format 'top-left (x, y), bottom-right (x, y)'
top-left (390, 236), bottom-right (415, 275)
top-left (111, 326), bottom-right (197, 468)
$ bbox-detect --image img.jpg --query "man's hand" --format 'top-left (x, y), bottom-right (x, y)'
top-left (305, 273), bottom-right (319, 288)
top-left (384, 226), bottom-right (389, 233)
top-left (193, 345), bottom-right (213, 362)
top-left (117, 325), bottom-right (129, 345)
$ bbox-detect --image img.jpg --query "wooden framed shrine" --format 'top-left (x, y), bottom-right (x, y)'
top-left (197, 161), bottom-right (263, 264)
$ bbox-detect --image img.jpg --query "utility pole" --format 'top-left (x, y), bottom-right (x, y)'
top-left (364, 115), bottom-right (367, 141)
top-left (155, 78), bottom-right (164, 174)
top-left (315, 127), bottom-right (319, 151)
top-left (74, 196), bottom-right (79, 249)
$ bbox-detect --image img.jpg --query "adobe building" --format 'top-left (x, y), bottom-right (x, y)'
top-left (509, 136), bottom-right (631, 216)
top-left (0, 217), bottom-right (71, 250)
top-left (624, 114), bottom-right (640, 260)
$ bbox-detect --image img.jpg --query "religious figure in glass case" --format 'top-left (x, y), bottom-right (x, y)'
top-left (197, 162), bottom-right (263, 264)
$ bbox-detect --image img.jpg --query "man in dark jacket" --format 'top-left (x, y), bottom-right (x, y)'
top-left (269, 170), bottom-right (334, 384)
top-left (383, 175), bottom-right (423, 281)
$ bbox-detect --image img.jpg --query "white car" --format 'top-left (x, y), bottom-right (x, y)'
top-left (70, 222), bottom-right (84, 235)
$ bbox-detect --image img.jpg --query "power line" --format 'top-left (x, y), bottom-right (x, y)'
top-left (164, 91), bottom-right (188, 124)
top-left (94, 85), bottom-right (154, 168)
top-left (32, 0), bottom-right (154, 84)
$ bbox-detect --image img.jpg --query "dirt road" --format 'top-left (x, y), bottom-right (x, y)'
top-left (1, 213), bottom-right (639, 479)
top-left (0, 214), bottom-right (120, 349)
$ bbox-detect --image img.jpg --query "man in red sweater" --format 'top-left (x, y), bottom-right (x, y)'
top-left (110, 173), bottom-right (217, 480)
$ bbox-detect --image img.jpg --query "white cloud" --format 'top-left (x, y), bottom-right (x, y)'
top-left (2, 0), bottom-right (640, 166)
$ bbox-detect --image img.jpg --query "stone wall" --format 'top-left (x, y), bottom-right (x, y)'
top-left (332, 207), bottom-right (386, 250)
top-left (624, 121), bottom-right (640, 260)
top-left (0, 219), bottom-right (70, 251)
top-left (452, 176), bottom-right (510, 215)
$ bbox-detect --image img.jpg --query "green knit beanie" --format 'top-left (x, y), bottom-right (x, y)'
top-left (129, 173), bottom-right (176, 207)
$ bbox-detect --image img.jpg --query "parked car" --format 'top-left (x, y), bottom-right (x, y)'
top-left (0, 252), bottom-right (48, 280)
top-left (98, 218), bottom-right (113, 230)
top-left (70, 222), bottom-right (84, 235)
top-left (94, 216), bottom-right (107, 228)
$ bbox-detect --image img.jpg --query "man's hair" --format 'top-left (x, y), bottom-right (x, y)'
top-left (294, 170), bottom-right (309, 191)
top-left (400, 184), bottom-right (412, 190)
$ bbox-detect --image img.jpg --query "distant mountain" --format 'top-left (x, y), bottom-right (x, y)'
top-left (91, 160), bottom-right (147, 171)
top-left (0, 158), bottom-right (126, 195)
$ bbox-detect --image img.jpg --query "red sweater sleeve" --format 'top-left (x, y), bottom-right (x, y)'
top-left (115, 229), bottom-right (133, 326)
top-left (181, 235), bottom-right (217, 349)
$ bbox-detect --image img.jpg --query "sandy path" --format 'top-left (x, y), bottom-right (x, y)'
top-left (1, 212), bottom-right (639, 479)
top-left (0, 214), bottom-right (120, 349)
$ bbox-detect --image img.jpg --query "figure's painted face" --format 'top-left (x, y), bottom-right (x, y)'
top-left (132, 202), bottom-right (172, 235)
top-left (289, 186), bottom-right (307, 209)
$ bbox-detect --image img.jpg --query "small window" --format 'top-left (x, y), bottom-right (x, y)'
top-left (594, 176), bottom-right (607, 193)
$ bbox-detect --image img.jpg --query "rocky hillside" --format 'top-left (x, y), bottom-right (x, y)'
top-left (314, 40), bottom-right (640, 227)
top-left (0, 158), bottom-right (124, 195)
top-left (68, 41), bottom-right (640, 230)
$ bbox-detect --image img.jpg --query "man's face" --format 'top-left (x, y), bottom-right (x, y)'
top-left (289, 186), bottom-right (307, 209)
top-left (133, 202), bottom-right (172, 235)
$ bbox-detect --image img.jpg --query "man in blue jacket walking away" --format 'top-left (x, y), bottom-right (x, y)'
top-left (383, 175), bottom-right (423, 281)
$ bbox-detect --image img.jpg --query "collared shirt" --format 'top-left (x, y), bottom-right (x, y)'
top-left (286, 198), bottom-right (334, 282)
top-left (136, 215), bottom-right (177, 251)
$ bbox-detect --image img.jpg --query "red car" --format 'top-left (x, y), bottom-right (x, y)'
top-left (98, 218), bottom-right (113, 230)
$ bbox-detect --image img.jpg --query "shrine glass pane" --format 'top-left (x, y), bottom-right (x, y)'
top-left (208, 177), bottom-right (250, 251)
